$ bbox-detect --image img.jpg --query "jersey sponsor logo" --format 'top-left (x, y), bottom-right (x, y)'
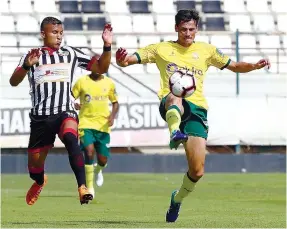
top-left (34, 63), bottom-right (69, 85)
top-left (66, 111), bottom-right (77, 119)
top-left (166, 63), bottom-right (203, 76)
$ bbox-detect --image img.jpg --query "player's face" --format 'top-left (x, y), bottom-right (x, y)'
top-left (175, 20), bottom-right (198, 47)
top-left (41, 24), bottom-right (63, 50)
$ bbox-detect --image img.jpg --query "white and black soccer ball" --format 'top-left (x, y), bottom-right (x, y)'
top-left (169, 70), bottom-right (196, 98)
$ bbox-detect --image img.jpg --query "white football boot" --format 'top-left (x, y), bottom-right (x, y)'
top-left (94, 163), bottom-right (104, 187)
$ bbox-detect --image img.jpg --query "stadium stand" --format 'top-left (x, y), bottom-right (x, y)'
top-left (0, 0), bottom-right (286, 100)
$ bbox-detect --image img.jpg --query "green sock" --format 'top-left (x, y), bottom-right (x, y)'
top-left (94, 163), bottom-right (106, 174)
top-left (85, 165), bottom-right (94, 189)
top-left (174, 173), bottom-right (196, 203)
top-left (165, 105), bottom-right (181, 135)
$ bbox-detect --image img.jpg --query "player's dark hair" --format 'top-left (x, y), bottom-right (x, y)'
top-left (40, 17), bottom-right (62, 31)
top-left (175, 9), bottom-right (200, 26)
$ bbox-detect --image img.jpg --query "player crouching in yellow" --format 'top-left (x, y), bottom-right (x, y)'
top-left (72, 72), bottom-right (119, 198)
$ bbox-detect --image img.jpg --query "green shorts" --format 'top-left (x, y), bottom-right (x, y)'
top-left (79, 129), bottom-right (110, 157)
top-left (159, 95), bottom-right (209, 139)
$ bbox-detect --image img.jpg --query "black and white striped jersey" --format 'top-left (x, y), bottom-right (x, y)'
top-left (17, 46), bottom-right (96, 116)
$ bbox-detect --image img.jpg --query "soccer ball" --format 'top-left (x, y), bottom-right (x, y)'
top-left (169, 70), bottom-right (196, 98)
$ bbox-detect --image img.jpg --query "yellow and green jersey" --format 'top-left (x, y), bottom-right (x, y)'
top-left (135, 41), bottom-right (231, 109)
top-left (72, 75), bottom-right (118, 133)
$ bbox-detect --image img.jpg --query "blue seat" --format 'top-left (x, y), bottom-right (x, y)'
top-left (129, 1), bottom-right (149, 13)
top-left (59, 0), bottom-right (79, 13)
top-left (82, 0), bottom-right (102, 13)
top-left (87, 17), bottom-right (107, 31)
top-left (205, 17), bottom-right (225, 31)
top-left (202, 0), bottom-right (223, 13)
top-left (176, 1), bottom-right (196, 11)
top-left (63, 17), bottom-right (83, 30)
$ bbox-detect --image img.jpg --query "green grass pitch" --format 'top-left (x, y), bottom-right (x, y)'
top-left (1, 173), bottom-right (286, 228)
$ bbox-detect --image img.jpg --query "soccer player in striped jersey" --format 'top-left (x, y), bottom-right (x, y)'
top-left (9, 17), bottom-right (113, 205)
top-left (116, 9), bottom-right (270, 223)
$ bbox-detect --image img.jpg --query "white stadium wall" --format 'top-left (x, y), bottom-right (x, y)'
top-left (1, 96), bottom-right (286, 148)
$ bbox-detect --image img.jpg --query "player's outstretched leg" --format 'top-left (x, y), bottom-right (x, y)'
top-left (61, 124), bottom-right (93, 204)
top-left (26, 151), bottom-right (48, 205)
top-left (166, 136), bottom-right (206, 222)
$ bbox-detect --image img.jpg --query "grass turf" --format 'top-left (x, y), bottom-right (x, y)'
top-left (1, 173), bottom-right (286, 228)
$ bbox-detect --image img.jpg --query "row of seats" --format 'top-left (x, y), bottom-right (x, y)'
top-left (1, 0), bottom-right (286, 13)
top-left (1, 34), bottom-right (286, 56)
top-left (1, 14), bottom-right (287, 33)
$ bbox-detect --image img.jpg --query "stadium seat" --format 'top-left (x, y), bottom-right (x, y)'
top-left (63, 17), bottom-right (83, 31)
top-left (116, 35), bottom-right (138, 53)
top-left (146, 64), bottom-right (159, 74)
top-left (162, 35), bottom-right (177, 41)
top-left (34, 0), bottom-right (57, 13)
top-left (202, 1), bottom-right (223, 13)
top-left (258, 35), bottom-right (281, 53)
top-left (109, 15), bottom-right (132, 33)
top-left (129, 0), bottom-right (149, 13)
top-left (64, 35), bottom-right (88, 47)
top-left (0, 35), bottom-right (18, 54)
top-left (283, 36), bottom-right (287, 48)
top-left (271, 0), bottom-right (287, 13)
top-left (229, 15), bottom-right (252, 32)
top-left (59, 0), bottom-right (79, 13)
top-left (156, 15), bottom-right (175, 32)
top-left (277, 15), bottom-right (287, 32)
top-left (223, 0), bottom-right (246, 12)
top-left (0, 16), bottom-right (15, 32)
top-left (133, 15), bottom-right (155, 33)
top-left (87, 17), bottom-right (107, 31)
top-left (105, 0), bottom-right (129, 13)
top-left (0, 0), bottom-right (9, 13)
top-left (195, 35), bottom-right (209, 43)
top-left (238, 35), bottom-right (258, 53)
top-left (139, 36), bottom-right (161, 47)
top-left (16, 16), bottom-right (39, 32)
top-left (122, 64), bottom-right (145, 74)
top-left (152, 0), bottom-right (175, 13)
top-left (205, 17), bottom-right (225, 31)
top-left (10, 0), bottom-right (32, 13)
top-left (19, 36), bottom-right (42, 53)
top-left (82, 0), bottom-right (102, 13)
top-left (210, 35), bottom-right (232, 53)
top-left (176, 1), bottom-right (196, 11)
top-left (253, 15), bottom-right (275, 32)
top-left (90, 35), bottom-right (104, 53)
top-left (246, 0), bottom-right (270, 12)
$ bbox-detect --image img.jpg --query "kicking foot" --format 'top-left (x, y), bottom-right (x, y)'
top-left (78, 185), bottom-right (93, 205)
top-left (26, 174), bottom-right (48, 205)
top-left (166, 190), bottom-right (181, 223)
top-left (169, 130), bottom-right (188, 150)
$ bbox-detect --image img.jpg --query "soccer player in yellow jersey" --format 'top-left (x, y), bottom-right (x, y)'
top-left (116, 9), bottom-right (270, 222)
top-left (72, 72), bottom-right (119, 198)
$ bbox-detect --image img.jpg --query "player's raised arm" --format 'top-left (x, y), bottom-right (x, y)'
top-left (9, 48), bottom-right (42, 86)
top-left (91, 24), bottom-right (113, 73)
top-left (226, 58), bottom-right (271, 73)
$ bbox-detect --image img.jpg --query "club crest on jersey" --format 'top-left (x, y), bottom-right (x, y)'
top-left (84, 94), bottom-right (91, 103)
top-left (192, 52), bottom-right (199, 59)
top-left (58, 50), bottom-right (69, 56)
